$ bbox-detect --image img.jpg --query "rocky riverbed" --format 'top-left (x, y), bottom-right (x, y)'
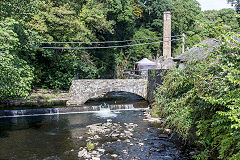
top-left (75, 111), bottom-right (193, 160)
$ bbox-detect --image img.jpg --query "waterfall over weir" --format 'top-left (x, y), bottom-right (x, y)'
top-left (0, 102), bottom-right (149, 118)
top-left (95, 103), bottom-right (117, 118)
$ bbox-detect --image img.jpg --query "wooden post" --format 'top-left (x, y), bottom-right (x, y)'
top-left (182, 33), bottom-right (185, 54)
top-left (163, 11), bottom-right (171, 58)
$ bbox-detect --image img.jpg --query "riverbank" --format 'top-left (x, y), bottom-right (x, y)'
top-left (152, 35), bottom-right (240, 159)
top-left (0, 89), bottom-right (69, 108)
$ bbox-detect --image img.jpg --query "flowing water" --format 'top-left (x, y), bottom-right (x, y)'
top-left (0, 92), bottom-right (194, 160)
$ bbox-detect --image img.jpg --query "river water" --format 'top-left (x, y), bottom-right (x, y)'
top-left (0, 93), bottom-right (193, 160)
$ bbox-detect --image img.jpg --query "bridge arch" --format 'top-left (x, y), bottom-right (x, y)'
top-left (83, 89), bottom-right (146, 104)
top-left (67, 79), bottom-right (148, 106)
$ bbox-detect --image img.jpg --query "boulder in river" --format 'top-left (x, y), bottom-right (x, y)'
top-left (78, 149), bottom-right (88, 158)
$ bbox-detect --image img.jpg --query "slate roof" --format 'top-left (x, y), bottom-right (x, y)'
top-left (174, 35), bottom-right (240, 62)
top-left (174, 39), bottom-right (219, 62)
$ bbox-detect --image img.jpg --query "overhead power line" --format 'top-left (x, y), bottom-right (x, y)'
top-left (33, 38), bottom-right (182, 50)
top-left (41, 35), bottom-right (182, 44)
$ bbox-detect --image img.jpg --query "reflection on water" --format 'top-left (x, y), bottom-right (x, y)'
top-left (0, 114), bottom-right (75, 160)
top-left (0, 112), bottom-right (93, 160)
top-left (85, 91), bottom-right (146, 105)
top-left (0, 102), bottom-right (193, 160)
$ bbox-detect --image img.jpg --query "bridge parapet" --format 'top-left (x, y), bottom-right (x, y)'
top-left (67, 79), bottom-right (147, 106)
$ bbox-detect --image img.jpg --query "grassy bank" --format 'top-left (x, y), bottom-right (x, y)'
top-left (0, 89), bottom-right (69, 108)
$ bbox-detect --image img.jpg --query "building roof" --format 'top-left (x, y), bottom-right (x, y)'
top-left (174, 39), bottom-right (219, 62)
top-left (174, 35), bottom-right (240, 62)
top-left (135, 58), bottom-right (156, 65)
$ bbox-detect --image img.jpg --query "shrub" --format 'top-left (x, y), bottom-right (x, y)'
top-left (0, 18), bottom-right (34, 100)
top-left (153, 32), bottom-right (240, 159)
top-left (0, 51), bottom-right (34, 100)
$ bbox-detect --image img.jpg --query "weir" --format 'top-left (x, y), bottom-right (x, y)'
top-left (0, 102), bottom-right (148, 118)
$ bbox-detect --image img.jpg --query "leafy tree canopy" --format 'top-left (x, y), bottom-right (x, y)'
top-left (0, 0), bottom-right (239, 98)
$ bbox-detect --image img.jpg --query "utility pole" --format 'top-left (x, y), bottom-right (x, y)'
top-left (163, 11), bottom-right (171, 58)
top-left (182, 33), bottom-right (185, 54)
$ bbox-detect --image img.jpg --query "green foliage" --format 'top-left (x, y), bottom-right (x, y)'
top-left (24, 0), bottom-right (110, 89)
top-left (154, 32), bottom-right (240, 159)
top-left (126, 28), bottom-right (159, 65)
top-left (137, 0), bottom-right (172, 32)
top-left (1, 0), bottom-right (138, 90)
top-left (0, 51), bottom-right (34, 100)
top-left (0, 18), bottom-right (34, 100)
top-left (114, 28), bottom-right (159, 77)
top-left (1, 0), bottom-right (239, 98)
top-left (86, 141), bottom-right (95, 150)
top-left (171, 0), bottom-right (202, 56)
top-left (131, 2), bottom-right (143, 19)
top-left (228, 0), bottom-right (240, 13)
top-left (198, 9), bottom-right (240, 37)
top-left (171, 0), bottom-right (201, 36)
top-left (173, 8), bottom-right (239, 56)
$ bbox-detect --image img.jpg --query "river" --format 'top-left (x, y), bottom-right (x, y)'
top-left (0, 92), bottom-right (194, 160)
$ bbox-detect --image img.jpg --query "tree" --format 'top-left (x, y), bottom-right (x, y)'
top-left (137, 0), bottom-right (173, 32)
top-left (115, 28), bottom-right (159, 77)
top-left (4, 0), bottom-right (238, 93)
top-left (170, 0), bottom-right (201, 55)
top-left (0, 18), bottom-right (34, 100)
top-left (126, 28), bottom-right (159, 65)
top-left (25, 0), bottom-right (115, 89)
top-left (171, 0), bottom-right (201, 36)
top-left (202, 9), bottom-right (239, 32)
top-left (228, 0), bottom-right (240, 13)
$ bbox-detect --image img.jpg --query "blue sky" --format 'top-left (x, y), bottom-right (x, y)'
top-left (197, 0), bottom-right (234, 11)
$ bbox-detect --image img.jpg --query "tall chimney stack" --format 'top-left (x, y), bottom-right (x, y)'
top-left (163, 11), bottom-right (171, 58)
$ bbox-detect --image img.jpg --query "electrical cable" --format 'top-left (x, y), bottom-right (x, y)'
top-left (32, 38), bottom-right (182, 50)
top-left (41, 35), bottom-right (182, 44)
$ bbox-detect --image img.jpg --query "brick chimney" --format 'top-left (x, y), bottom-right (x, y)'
top-left (163, 11), bottom-right (171, 58)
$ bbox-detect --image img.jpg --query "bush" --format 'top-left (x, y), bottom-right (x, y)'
top-left (153, 32), bottom-right (240, 159)
top-left (0, 18), bottom-right (34, 100)
top-left (0, 51), bottom-right (34, 100)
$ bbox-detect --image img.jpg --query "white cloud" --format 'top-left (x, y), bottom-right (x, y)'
top-left (197, 0), bottom-right (234, 11)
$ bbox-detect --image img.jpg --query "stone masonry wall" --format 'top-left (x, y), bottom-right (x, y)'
top-left (147, 69), bottom-right (168, 103)
top-left (67, 79), bottom-right (148, 106)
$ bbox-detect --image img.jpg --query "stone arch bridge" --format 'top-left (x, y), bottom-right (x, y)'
top-left (67, 79), bottom-right (148, 106)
